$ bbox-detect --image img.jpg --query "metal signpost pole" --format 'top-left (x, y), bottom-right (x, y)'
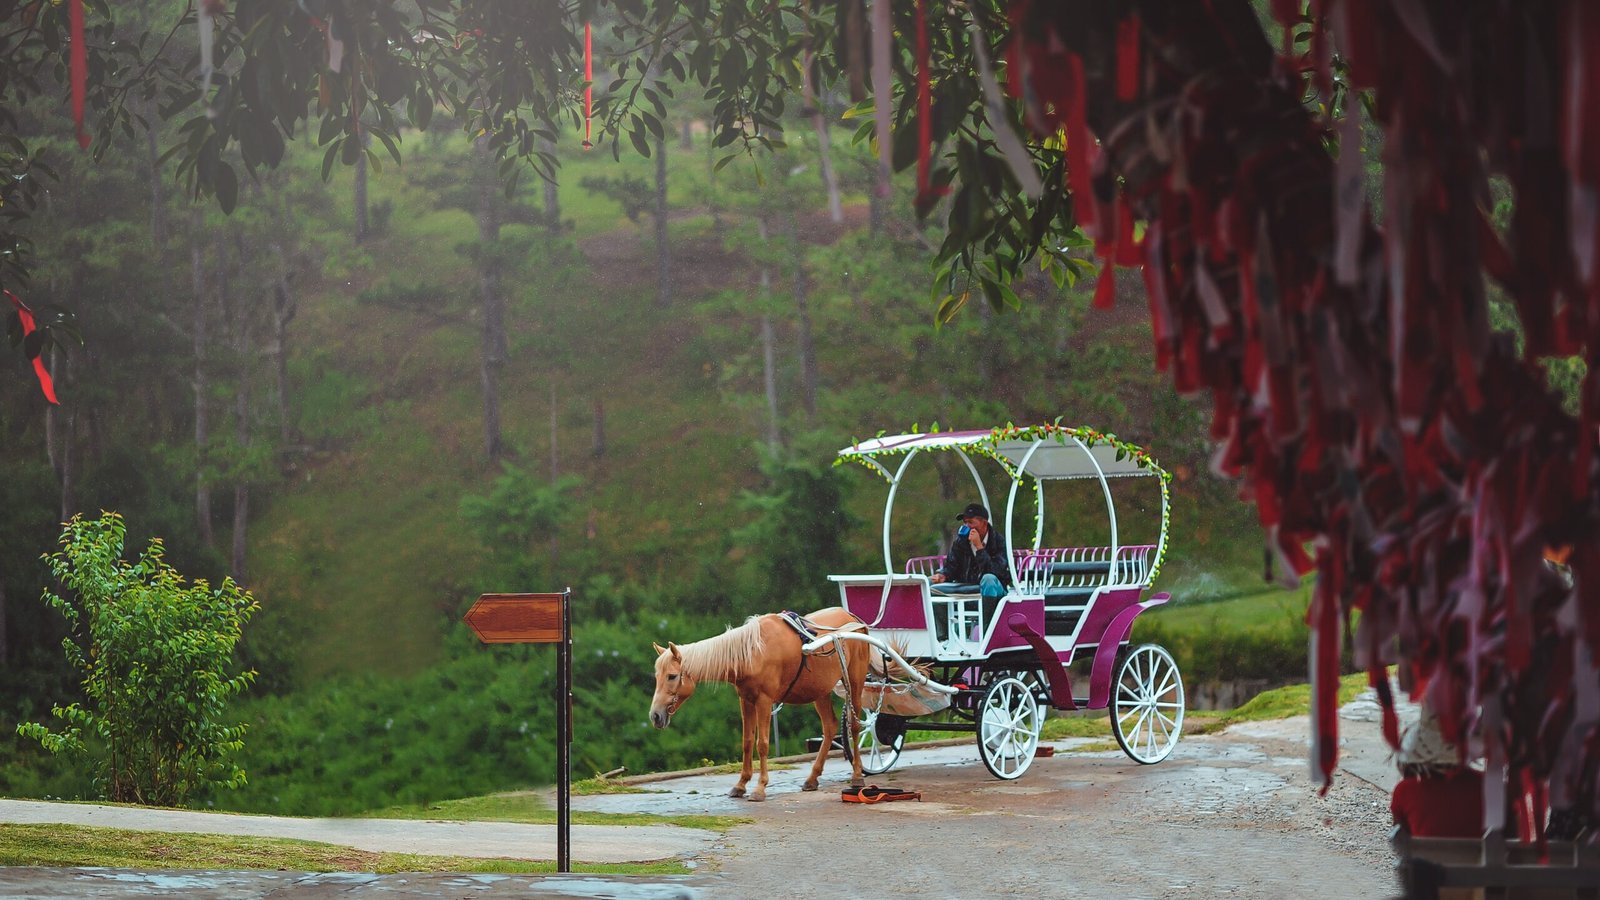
top-left (557, 587), bottom-right (572, 873)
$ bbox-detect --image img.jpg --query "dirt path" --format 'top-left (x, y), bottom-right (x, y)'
top-left (579, 708), bottom-right (1403, 898)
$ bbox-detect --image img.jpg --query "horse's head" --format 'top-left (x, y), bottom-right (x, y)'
top-left (650, 641), bottom-right (696, 728)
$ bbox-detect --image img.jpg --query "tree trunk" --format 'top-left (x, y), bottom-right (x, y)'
top-left (976, 295), bottom-right (994, 384)
top-left (549, 381), bottom-right (559, 568)
top-left (788, 216), bottom-right (819, 420)
top-left (757, 216), bottom-right (782, 448)
top-left (192, 235), bottom-right (214, 549)
top-left (476, 138), bottom-right (506, 462)
top-left (541, 136), bottom-right (561, 232)
top-left (222, 226), bottom-right (251, 583)
top-left (60, 351), bottom-right (77, 521)
top-left (145, 102), bottom-right (166, 251)
top-left (354, 131), bottom-right (369, 241)
top-left (270, 244), bottom-right (297, 445)
top-left (843, 0), bottom-right (867, 102)
top-left (653, 134), bottom-right (671, 308)
top-left (867, 179), bottom-right (885, 236)
top-left (761, 312), bottom-right (781, 451)
top-left (801, 29), bottom-right (844, 224)
top-left (0, 577), bottom-right (8, 667)
top-left (45, 345), bottom-right (61, 479)
top-left (680, 119), bottom-right (693, 150)
top-left (232, 378), bottom-right (250, 584)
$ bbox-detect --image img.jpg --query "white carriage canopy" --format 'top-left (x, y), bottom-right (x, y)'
top-left (836, 424), bottom-right (1173, 586)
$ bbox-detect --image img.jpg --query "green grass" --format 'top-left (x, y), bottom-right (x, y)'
top-left (1190, 671), bottom-right (1371, 734)
top-left (359, 791), bottom-right (747, 832)
top-left (0, 823), bottom-right (691, 875)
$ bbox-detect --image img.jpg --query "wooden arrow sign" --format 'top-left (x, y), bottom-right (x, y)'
top-left (464, 592), bottom-right (564, 644)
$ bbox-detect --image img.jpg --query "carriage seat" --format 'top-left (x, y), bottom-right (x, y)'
top-left (930, 582), bottom-right (983, 595)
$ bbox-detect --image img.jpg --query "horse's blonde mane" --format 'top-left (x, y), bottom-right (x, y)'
top-left (679, 615), bottom-right (766, 682)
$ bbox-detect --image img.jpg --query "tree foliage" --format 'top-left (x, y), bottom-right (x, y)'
top-left (18, 511), bottom-right (258, 806)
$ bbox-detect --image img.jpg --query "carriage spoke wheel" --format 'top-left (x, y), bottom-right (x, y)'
top-left (977, 675), bottom-right (1043, 780)
top-left (1111, 644), bottom-right (1185, 765)
top-left (841, 706), bottom-right (904, 776)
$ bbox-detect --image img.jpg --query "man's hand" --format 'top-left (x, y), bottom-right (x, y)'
top-left (931, 573), bottom-right (946, 584)
top-left (968, 530), bottom-right (984, 550)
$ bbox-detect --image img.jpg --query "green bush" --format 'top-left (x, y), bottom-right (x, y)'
top-left (17, 513), bottom-right (259, 807)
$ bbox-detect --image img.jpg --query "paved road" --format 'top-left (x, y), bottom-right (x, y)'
top-left (583, 709), bottom-right (1406, 899)
top-left (0, 693), bottom-right (1411, 898)
top-left (0, 800), bottom-right (712, 864)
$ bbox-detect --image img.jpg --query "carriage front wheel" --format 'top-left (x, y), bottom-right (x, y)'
top-left (841, 707), bottom-right (905, 776)
top-left (977, 675), bottom-right (1043, 780)
top-left (1111, 643), bottom-right (1185, 764)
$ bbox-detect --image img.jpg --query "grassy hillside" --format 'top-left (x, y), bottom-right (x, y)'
top-left (237, 125), bottom-right (1271, 686)
top-left (0, 117), bottom-right (1307, 814)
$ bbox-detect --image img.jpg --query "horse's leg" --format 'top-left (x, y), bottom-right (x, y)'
top-left (803, 697), bottom-right (834, 791)
top-left (846, 649), bottom-right (867, 788)
top-left (729, 694), bottom-right (755, 798)
top-left (749, 697), bottom-right (773, 801)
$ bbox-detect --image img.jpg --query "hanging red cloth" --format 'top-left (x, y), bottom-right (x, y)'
top-left (583, 21), bottom-right (594, 149)
top-left (5, 291), bottom-right (60, 405)
top-left (69, 0), bottom-right (88, 148)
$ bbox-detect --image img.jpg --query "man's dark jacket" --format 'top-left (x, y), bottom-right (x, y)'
top-left (937, 528), bottom-right (1012, 586)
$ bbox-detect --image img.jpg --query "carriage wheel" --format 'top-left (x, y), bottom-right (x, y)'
top-left (1111, 644), bottom-right (1185, 765)
top-left (841, 708), bottom-right (905, 776)
top-left (977, 675), bottom-right (1043, 780)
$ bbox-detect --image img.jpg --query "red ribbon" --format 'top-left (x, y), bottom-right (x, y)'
top-left (5, 291), bottom-right (59, 405)
top-left (914, 0), bottom-right (946, 204)
top-left (70, 0), bottom-right (88, 149)
top-left (583, 21), bottom-right (593, 150)
top-left (1115, 13), bottom-right (1140, 101)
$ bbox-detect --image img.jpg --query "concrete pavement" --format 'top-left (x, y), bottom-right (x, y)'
top-left (0, 800), bottom-right (715, 865)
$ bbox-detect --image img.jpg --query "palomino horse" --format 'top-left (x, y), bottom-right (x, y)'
top-left (649, 607), bottom-right (873, 801)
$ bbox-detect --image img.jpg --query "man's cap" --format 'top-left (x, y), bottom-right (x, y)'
top-left (956, 503), bottom-right (989, 521)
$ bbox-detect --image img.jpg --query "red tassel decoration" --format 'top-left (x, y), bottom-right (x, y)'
top-left (583, 21), bottom-right (594, 150)
top-left (70, 0), bottom-right (88, 149)
top-left (5, 291), bottom-right (60, 404)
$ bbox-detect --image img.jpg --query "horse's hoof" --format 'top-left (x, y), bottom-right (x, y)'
top-left (728, 787), bottom-right (745, 798)
top-left (850, 779), bottom-right (865, 788)
top-left (801, 781), bottom-right (819, 792)
top-left (748, 792), bottom-right (766, 802)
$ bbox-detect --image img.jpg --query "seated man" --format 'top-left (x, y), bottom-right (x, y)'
top-left (930, 503), bottom-right (1012, 641)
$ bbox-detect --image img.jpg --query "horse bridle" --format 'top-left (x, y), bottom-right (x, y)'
top-left (662, 672), bottom-right (691, 716)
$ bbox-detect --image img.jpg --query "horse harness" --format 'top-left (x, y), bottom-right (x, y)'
top-left (775, 611), bottom-right (864, 722)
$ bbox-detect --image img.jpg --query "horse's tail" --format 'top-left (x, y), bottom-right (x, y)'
top-left (870, 636), bottom-right (928, 680)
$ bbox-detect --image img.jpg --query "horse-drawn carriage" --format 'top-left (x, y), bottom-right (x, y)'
top-left (649, 422), bottom-right (1184, 798)
top-left (816, 423), bottom-right (1185, 781)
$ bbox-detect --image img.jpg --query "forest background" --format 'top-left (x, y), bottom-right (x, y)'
top-left (0, 0), bottom-right (1562, 818)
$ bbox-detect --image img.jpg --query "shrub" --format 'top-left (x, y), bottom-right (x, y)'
top-left (17, 512), bottom-right (259, 807)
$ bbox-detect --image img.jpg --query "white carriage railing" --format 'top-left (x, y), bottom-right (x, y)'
top-left (904, 545), bottom-right (1156, 592)
top-left (903, 550), bottom-right (1036, 579)
top-left (1016, 544), bottom-right (1157, 594)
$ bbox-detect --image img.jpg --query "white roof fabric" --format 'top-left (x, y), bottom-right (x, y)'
top-left (838, 427), bottom-right (1162, 481)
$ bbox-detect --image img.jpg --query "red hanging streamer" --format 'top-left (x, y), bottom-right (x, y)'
top-left (914, 0), bottom-right (946, 204)
top-left (5, 291), bottom-right (59, 405)
top-left (1115, 13), bottom-right (1140, 102)
top-left (69, 0), bottom-right (88, 149)
top-left (583, 22), bottom-right (594, 150)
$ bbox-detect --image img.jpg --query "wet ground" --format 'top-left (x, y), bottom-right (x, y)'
top-left (593, 711), bottom-right (1404, 899)
top-left (0, 695), bottom-right (1409, 898)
